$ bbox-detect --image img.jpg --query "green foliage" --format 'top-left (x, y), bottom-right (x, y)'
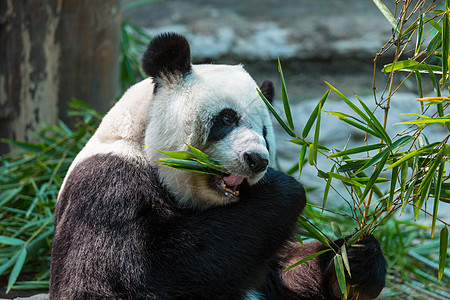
top-left (260, 1), bottom-right (450, 298)
top-left (0, 100), bottom-right (102, 292)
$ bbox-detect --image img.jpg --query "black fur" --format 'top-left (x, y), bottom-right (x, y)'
top-left (51, 154), bottom-right (306, 299)
top-left (51, 153), bottom-right (386, 299)
top-left (262, 125), bottom-right (270, 152)
top-left (260, 80), bottom-right (275, 103)
top-left (207, 108), bottom-right (240, 142)
top-left (142, 33), bottom-right (192, 88)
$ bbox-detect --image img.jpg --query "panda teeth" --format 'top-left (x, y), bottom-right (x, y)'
top-left (221, 183), bottom-right (239, 197)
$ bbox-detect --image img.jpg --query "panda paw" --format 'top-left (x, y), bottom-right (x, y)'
top-left (330, 234), bottom-right (387, 299)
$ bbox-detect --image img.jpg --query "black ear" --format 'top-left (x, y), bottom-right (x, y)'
top-left (260, 80), bottom-right (275, 103)
top-left (141, 32), bottom-right (192, 81)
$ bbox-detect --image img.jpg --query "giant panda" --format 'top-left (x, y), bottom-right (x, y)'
top-left (50, 33), bottom-right (386, 299)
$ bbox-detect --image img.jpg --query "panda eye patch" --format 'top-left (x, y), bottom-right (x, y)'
top-left (221, 111), bottom-right (238, 126)
top-left (207, 108), bottom-right (239, 142)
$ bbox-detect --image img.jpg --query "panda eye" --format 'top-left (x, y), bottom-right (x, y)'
top-left (222, 114), bottom-right (237, 125)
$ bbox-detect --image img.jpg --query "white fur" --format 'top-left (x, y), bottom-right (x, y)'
top-left (59, 78), bottom-right (155, 195)
top-left (61, 64), bottom-right (276, 209)
top-left (144, 64), bottom-right (276, 208)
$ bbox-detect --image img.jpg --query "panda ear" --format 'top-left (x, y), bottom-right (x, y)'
top-left (141, 32), bottom-right (192, 84)
top-left (260, 80), bottom-right (275, 104)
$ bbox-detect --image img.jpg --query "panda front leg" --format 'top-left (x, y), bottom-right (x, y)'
top-left (148, 167), bottom-right (306, 299)
top-left (258, 235), bottom-right (387, 299)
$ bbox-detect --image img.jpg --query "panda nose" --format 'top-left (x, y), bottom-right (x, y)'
top-left (244, 152), bottom-right (269, 173)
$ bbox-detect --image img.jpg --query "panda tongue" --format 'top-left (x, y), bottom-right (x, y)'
top-left (223, 174), bottom-right (245, 189)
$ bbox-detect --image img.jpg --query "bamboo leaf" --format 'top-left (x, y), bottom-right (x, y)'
top-left (7, 247), bottom-right (27, 293)
top-left (442, 11), bottom-right (449, 86)
top-left (334, 254), bottom-right (348, 298)
top-left (330, 143), bottom-right (385, 158)
top-left (322, 165), bottom-right (335, 213)
top-left (396, 116), bottom-right (450, 125)
top-left (416, 13), bottom-right (425, 53)
top-left (338, 117), bottom-right (384, 139)
top-left (355, 94), bottom-right (391, 146)
top-left (426, 64), bottom-right (442, 98)
top-left (331, 222), bottom-right (343, 239)
top-left (308, 143), bottom-right (315, 166)
top-left (284, 249), bottom-right (332, 271)
top-left (438, 226), bottom-right (448, 283)
top-left (359, 150), bottom-right (390, 206)
top-left (257, 88), bottom-right (297, 138)
top-left (278, 59), bottom-right (294, 131)
top-left (341, 244), bottom-right (351, 277)
top-left (347, 224), bottom-right (372, 246)
top-left (372, 0), bottom-right (398, 32)
top-left (415, 70), bottom-right (424, 99)
top-left (381, 61), bottom-right (441, 73)
top-left (326, 172), bottom-right (366, 188)
top-left (325, 82), bottom-right (372, 125)
top-left (302, 89), bottom-right (330, 138)
top-left (432, 162), bottom-right (444, 238)
top-left (386, 142), bottom-right (440, 170)
top-left (415, 148), bottom-right (445, 219)
top-left (312, 100), bottom-right (322, 165)
top-left (298, 216), bottom-right (332, 249)
top-left (298, 145), bottom-right (307, 178)
top-left (388, 165), bottom-right (399, 210)
top-left (0, 236), bottom-right (25, 247)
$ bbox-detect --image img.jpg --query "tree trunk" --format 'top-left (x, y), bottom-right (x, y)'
top-left (0, 0), bottom-right (121, 154)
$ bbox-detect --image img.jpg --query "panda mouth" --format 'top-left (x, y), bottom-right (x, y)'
top-left (215, 174), bottom-right (245, 198)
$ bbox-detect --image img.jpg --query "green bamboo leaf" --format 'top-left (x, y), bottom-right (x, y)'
top-left (341, 244), bottom-right (351, 277)
top-left (308, 143), bottom-right (315, 166)
top-left (415, 71), bottom-right (424, 99)
top-left (0, 236), bottom-right (25, 247)
top-left (298, 145), bottom-right (307, 178)
top-left (7, 247), bottom-right (27, 293)
top-left (415, 148), bottom-right (445, 219)
top-left (388, 165), bottom-right (399, 209)
top-left (372, 0), bottom-right (398, 32)
top-left (0, 187), bottom-right (23, 207)
top-left (427, 32), bottom-right (442, 56)
top-left (331, 222), bottom-right (343, 239)
top-left (186, 144), bottom-right (216, 164)
top-left (158, 158), bottom-right (227, 176)
top-left (416, 13), bottom-right (425, 53)
top-left (322, 165), bottom-right (335, 212)
top-left (400, 161), bottom-right (408, 202)
top-left (427, 19), bottom-right (443, 33)
top-left (396, 116), bottom-right (450, 125)
top-left (338, 117), bottom-right (384, 139)
top-left (381, 61), bottom-right (441, 73)
top-left (347, 224), bottom-right (372, 246)
top-left (325, 82), bottom-right (372, 125)
top-left (334, 254), bottom-right (348, 298)
top-left (355, 94), bottom-right (391, 146)
top-left (356, 136), bottom-right (413, 175)
top-left (426, 64), bottom-right (442, 98)
top-left (283, 249), bottom-right (332, 271)
top-left (438, 226), bottom-right (448, 283)
top-left (298, 216), bottom-right (332, 249)
top-left (431, 162), bottom-right (444, 239)
top-left (156, 149), bottom-right (194, 160)
top-left (338, 159), bottom-right (369, 173)
top-left (278, 58), bottom-right (294, 131)
top-left (359, 150), bottom-right (390, 206)
top-left (442, 11), bottom-right (449, 86)
top-left (312, 100), bottom-right (322, 165)
top-left (302, 89), bottom-right (330, 138)
top-left (386, 142), bottom-right (440, 170)
top-left (326, 172), bottom-right (366, 188)
top-left (330, 143), bottom-right (385, 158)
top-left (257, 88), bottom-right (297, 138)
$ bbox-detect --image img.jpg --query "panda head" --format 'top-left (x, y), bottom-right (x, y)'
top-left (142, 33), bottom-right (276, 209)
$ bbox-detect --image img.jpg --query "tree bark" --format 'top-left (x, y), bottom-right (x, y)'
top-left (0, 0), bottom-right (121, 154)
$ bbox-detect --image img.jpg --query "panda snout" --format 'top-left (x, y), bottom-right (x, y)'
top-left (244, 152), bottom-right (268, 174)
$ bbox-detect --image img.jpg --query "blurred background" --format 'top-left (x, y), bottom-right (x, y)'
top-left (1, 1), bottom-right (449, 299)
